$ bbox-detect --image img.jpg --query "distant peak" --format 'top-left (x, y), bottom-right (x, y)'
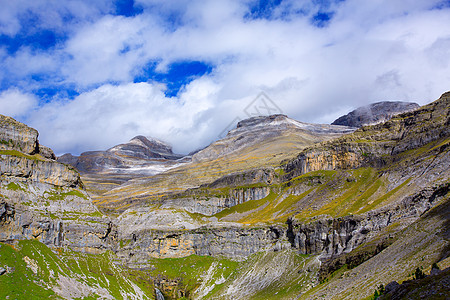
top-left (332, 101), bottom-right (419, 128)
top-left (236, 114), bottom-right (289, 128)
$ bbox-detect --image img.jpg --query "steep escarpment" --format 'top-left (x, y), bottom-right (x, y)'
top-left (0, 114), bottom-right (39, 155)
top-left (59, 135), bottom-right (184, 174)
top-left (284, 92), bottom-right (449, 178)
top-left (0, 115), bottom-right (114, 254)
top-left (192, 114), bottom-right (354, 162)
top-left (287, 182), bottom-right (449, 258)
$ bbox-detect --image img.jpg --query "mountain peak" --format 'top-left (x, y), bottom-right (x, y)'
top-left (236, 114), bottom-right (289, 128)
top-left (332, 100), bottom-right (419, 127)
top-left (128, 135), bottom-right (173, 155)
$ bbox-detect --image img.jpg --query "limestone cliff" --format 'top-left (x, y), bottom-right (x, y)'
top-left (285, 92), bottom-right (449, 178)
top-left (0, 115), bottom-right (113, 254)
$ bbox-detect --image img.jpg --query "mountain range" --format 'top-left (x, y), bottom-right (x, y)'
top-left (1, 94), bottom-right (448, 299)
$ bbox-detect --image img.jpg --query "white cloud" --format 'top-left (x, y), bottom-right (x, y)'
top-left (0, 0), bottom-right (113, 36)
top-left (27, 82), bottom-right (223, 155)
top-left (0, 89), bottom-right (38, 117)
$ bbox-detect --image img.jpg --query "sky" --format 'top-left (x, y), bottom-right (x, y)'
top-left (0, 0), bottom-right (449, 155)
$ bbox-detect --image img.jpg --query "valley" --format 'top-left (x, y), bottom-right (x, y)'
top-left (1, 93), bottom-right (449, 299)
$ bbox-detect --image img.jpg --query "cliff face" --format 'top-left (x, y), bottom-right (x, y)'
top-left (1, 155), bottom-right (81, 187)
top-left (287, 183), bottom-right (448, 258)
top-left (117, 225), bottom-right (289, 266)
top-left (0, 114), bottom-right (39, 155)
top-left (58, 135), bottom-right (184, 174)
top-left (0, 115), bottom-right (113, 254)
top-left (285, 92), bottom-right (449, 178)
top-left (161, 186), bottom-right (271, 215)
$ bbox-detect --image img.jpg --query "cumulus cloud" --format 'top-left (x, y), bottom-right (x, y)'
top-left (0, 89), bottom-right (38, 117)
top-left (1, 0), bottom-right (450, 155)
top-left (27, 82), bottom-right (222, 155)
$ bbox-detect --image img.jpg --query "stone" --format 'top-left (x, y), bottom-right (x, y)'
top-left (332, 101), bottom-right (419, 127)
top-left (384, 281), bottom-right (400, 293)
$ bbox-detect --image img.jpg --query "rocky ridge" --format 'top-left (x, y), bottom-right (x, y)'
top-left (58, 135), bottom-right (184, 175)
top-left (331, 100), bottom-right (419, 127)
top-left (285, 93), bottom-right (449, 179)
top-left (94, 115), bottom-right (355, 212)
top-left (192, 114), bottom-right (354, 162)
top-left (109, 93), bottom-right (449, 298)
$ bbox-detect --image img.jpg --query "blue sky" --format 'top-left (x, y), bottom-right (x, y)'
top-left (1, 0), bottom-right (450, 155)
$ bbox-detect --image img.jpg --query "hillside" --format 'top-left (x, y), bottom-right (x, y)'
top-left (0, 93), bottom-right (449, 299)
top-left (92, 114), bottom-right (355, 213)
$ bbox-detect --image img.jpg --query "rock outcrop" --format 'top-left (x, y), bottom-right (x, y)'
top-left (285, 92), bottom-right (449, 178)
top-left (0, 115), bottom-right (114, 254)
top-left (287, 183), bottom-right (448, 259)
top-left (332, 101), bottom-right (419, 127)
top-left (161, 186), bottom-right (271, 215)
top-left (117, 225), bottom-right (289, 266)
top-left (0, 114), bottom-right (39, 155)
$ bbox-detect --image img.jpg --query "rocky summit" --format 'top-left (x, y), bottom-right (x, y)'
top-left (331, 100), bottom-right (419, 127)
top-left (1, 93), bottom-right (449, 300)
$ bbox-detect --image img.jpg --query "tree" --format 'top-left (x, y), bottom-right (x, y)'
top-left (414, 267), bottom-right (425, 280)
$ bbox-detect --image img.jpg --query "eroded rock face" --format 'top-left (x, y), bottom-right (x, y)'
top-left (162, 186), bottom-right (271, 215)
top-left (332, 101), bottom-right (419, 128)
top-left (285, 93), bottom-right (450, 178)
top-left (58, 135), bottom-right (184, 174)
top-left (117, 225), bottom-right (289, 266)
top-left (1, 155), bottom-right (81, 187)
top-left (192, 114), bottom-right (355, 162)
top-left (288, 183), bottom-right (448, 259)
top-left (0, 115), bottom-right (114, 254)
top-left (0, 114), bottom-right (39, 154)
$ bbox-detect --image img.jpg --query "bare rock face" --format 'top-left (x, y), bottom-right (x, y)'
top-left (287, 183), bottom-right (448, 259)
top-left (0, 115), bottom-right (114, 254)
top-left (108, 135), bottom-right (179, 160)
top-left (161, 186), bottom-right (271, 216)
top-left (0, 114), bottom-right (39, 154)
top-left (286, 93), bottom-right (449, 178)
top-left (332, 101), bottom-right (419, 128)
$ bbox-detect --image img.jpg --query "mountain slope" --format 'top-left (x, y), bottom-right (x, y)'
top-left (92, 115), bottom-right (355, 213)
top-left (112, 92), bottom-right (449, 299)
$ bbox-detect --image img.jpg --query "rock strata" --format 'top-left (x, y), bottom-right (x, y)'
top-left (287, 183), bottom-right (448, 259)
top-left (0, 115), bottom-right (114, 254)
top-left (162, 186), bottom-right (271, 215)
top-left (0, 114), bottom-right (39, 155)
top-left (285, 93), bottom-right (449, 178)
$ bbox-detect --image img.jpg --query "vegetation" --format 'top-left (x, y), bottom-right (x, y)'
top-left (0, 150), bottom-right (45, 161)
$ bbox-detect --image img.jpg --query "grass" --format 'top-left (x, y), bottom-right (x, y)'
top-left (5, 182), bottom-right (26, 192)
top-left (44, 189), bottom-right (88, 201)
top-left (0, 242), bottom-right (57, 299)
top-left (0, 150), bottom-right (45, 161)
top-left (0, 240), bottom-right (153, 300)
